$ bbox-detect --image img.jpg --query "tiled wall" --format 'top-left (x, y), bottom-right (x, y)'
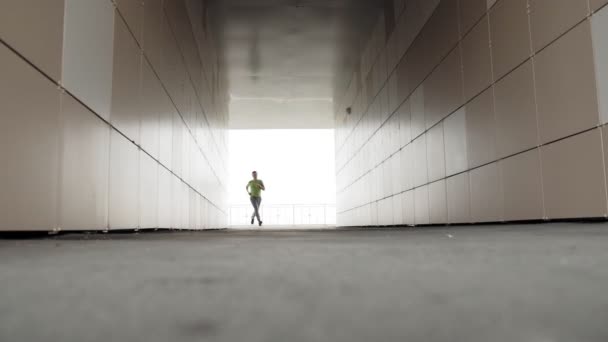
top-left (335, 0), bottom-right (608, 226)
top-left (0, 0), bottom-right (229, 231)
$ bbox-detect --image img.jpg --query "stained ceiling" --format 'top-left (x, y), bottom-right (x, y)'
top-left (210, 0), bottom-right (383, 129)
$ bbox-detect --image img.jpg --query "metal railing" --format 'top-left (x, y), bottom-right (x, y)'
top-left (228, 204), bottom-right (336, 226)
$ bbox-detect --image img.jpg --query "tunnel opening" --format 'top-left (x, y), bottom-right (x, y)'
top-left (227, 128), bottom-right (337, 228)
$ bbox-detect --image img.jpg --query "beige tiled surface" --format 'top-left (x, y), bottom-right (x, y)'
top-left (158, 167), bottom-right (173, 228)
top-left (171, 112), bottom-right (184, 176)
top-left (500, 149), bottom-right (544, 221)
top-left (535, 21), bottom-right (599, 144)
top-left (406, 38), bottom-right (431, 92)
top-left (402, 191), bottom-right (415, 225)
top-left (461, 16), bottom-right (492, 101)
top-left (459, 0), bottom-right (487, 36)
top-left (487, 0), bottom-right (498, 11)
top-left (108, 130), bottom-right (140, 230)
top-left (592, 6), bottom-right (608, 125)
top-left (139, 152), bottom-right (159, 229)
top-left (159, 97), bottom-right (175, 168)
top-left (541, 129), bottom-right (607, 219)
top-left (111, 15), bottom-right (142, 144)
top-left (171, 177), bottom-right (185, 229)
top-left (429, 180), bottom-right (448, 224)
top-left (396, 61), bottom-right (410, 110)
top-left (115, 0), bottom-right (144, 46)
top-left (379, 198), bottom-right (394, 226)
top-left (390, 152), bottom-right (402, 194)
top-left (466, 87), bottom-right (497, 168)
top-left (387, 72), bottom-right (400, 115)
top-left (426, 123), bottom-right (446, 182)
top-left (447, 173), bottom-right (471, 224)
top-left (414, 186), bottom-right (430, 225)
top-left (444, 108), bottom-right (468, 176)
top-left (410, 86), bottom-right (426, 138)
top-left (60, 94), bottom-right (110, 230)
top-left (413, 135), bottom-right (428, 187)
top-left (400, 145), bottom-right (414, 191)
top-left (0, 0), bottom-right (65, 80)
top-left (529, 0), bottom-right (588, 52)
top-left (420, 0), bottom-right (460, 70)
top-left (0, 44), bottom-right (61, 230)
top-left (62, 0), bottom-right (115, 121)
top-left (424, 47), bottom-right (464, 128)
top-left (603, 126), bottom-right (608, 202)
top-left (489, 0), bottom-right (531, 80)
top-left (0, 0), bottom-right (228, 230)
top-left (140, 60), bottom-right (162, 159)
top-left (392, 190), bottom-right (403, 225)
top-left (591, 0), bottom-right (608, 12)
top-left (144, 0), bottom-right (164, 70)
top-left (470, 162), bottom-right (503, 222)
top-left (382, 161), bottom-right (393, 201)
top-left (336, 0), bottom-right (608, 226)
top-left (160, 18), bottom-right (187, 126)
top-left (494, 60), bottom-right (538, 158)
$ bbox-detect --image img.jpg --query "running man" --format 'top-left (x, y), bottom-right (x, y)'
top-left (246, 171), bottom-right (265, 226)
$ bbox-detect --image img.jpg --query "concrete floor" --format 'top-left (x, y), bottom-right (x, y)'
top-left (1, 224), bottom-right (608, 342)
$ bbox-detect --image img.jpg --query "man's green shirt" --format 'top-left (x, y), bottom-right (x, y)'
top-left (248, 179), bottom-right (264, 198)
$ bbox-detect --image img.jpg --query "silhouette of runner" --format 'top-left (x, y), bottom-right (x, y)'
top-left (246, 171), bottom-right (265, 226)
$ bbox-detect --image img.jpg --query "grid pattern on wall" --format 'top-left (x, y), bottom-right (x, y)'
top-left (335, 0), bottom-right (608, 226)
top-left (0, 0), bottom-right (229, 231)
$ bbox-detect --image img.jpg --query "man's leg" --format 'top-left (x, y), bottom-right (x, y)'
top-left (250, 197), bottom-right (261, 223)
top-left (255, 197), bottom-right (262, 224)
top-left (250, 197), bottom-right (257, 224)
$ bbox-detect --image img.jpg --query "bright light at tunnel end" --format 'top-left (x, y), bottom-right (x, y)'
top-left (227, 129), bottom-right (337, 227)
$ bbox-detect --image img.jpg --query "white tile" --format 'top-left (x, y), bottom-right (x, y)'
top-left (369, 201), bottom-right (379, 226)
top-left (158, 167), bottom-right (173, 228)
top-left (402, 191), bottom-right (415, 225)
top-left (0, 0), bottom-right (65, 80)
top-left (109, 130), bottom-right (139, 229)
top-left (139, 152), bottom-right (159, 228)
top-left (415, 185), bottom-right (430, 225)
top-left (400, 144), bottom-right (414, 191)
top-left (470, 162), bottom-right (503, 222)
top-left (392, 193), bottom-right (404, 225)
top-left (447, 173), bottom-right (471, 224)
top-left (172, 177), bottom-right (185, 229)
top-left (542, 129), bottom-right (607, 219)
top-left (140, 60), bottom-right (161, 158)
top-left (592, 6), bottom-right (608, 124)
top-left (429, 180), bottom-right (447, 224)
top-left (500, 149), bottom-right (544, 221)
top-left (62, 0), bottom-right (115, 120)
top-left (413, 135), bottom-right (428, 187)
top-left (0, 45), bottom-right (61, 230)
top-left (444, 108), bottom-right (468, 176)
top-left (60, 94), bottom-right (110, 230)
top-left (410, 85), bottom-right (426, 138)
top-left (427, 122), bottom-right (446, 182)
top-left (391, 152), bottom-right (402, 194)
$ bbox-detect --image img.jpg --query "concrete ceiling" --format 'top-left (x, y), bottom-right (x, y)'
top-left (210, 0), bottom-right (383, 129)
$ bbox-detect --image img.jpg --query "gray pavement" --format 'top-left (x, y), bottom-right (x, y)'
top-left (1, 223), bottom-right (608, 342)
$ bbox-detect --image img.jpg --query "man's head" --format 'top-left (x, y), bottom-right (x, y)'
top-left (252, 171), bottom-right (258, 179)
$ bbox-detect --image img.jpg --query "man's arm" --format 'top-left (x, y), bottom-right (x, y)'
top-left (259, 181), bottom-right (265, 191)
top-left (245, 183), bottom-right (251, 195)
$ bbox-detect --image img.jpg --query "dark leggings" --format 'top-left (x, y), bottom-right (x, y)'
top-left (250, 196), bottom-right (262, 223)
